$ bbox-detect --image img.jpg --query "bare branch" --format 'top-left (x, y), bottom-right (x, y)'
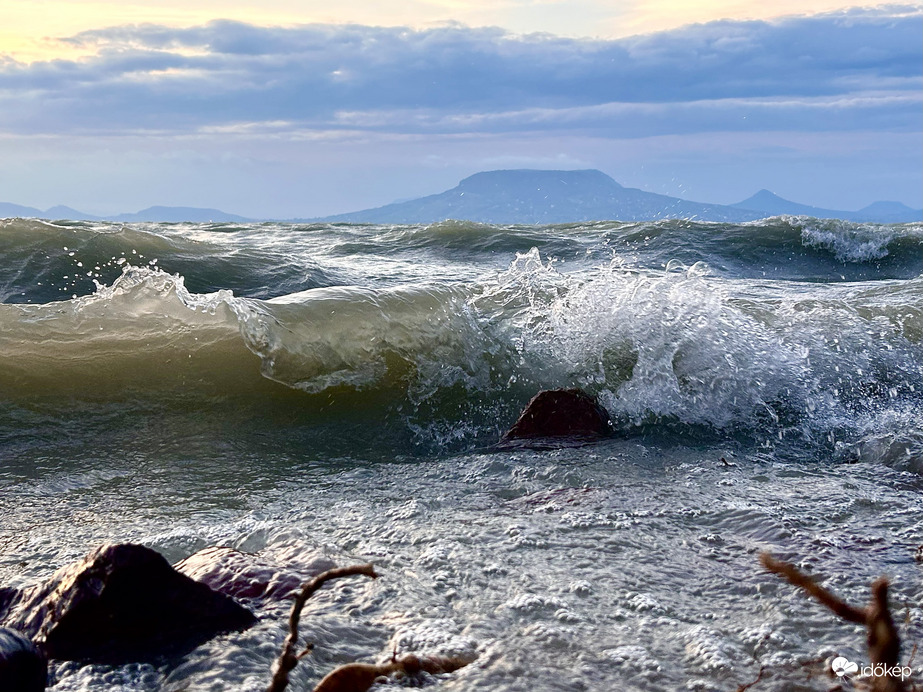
top-left (312, 661), bottom-right (400, 692)
top-left (760, 553), bottom-right (907, 692)
top-left (312, 653), bottom-right (475, 692)
top-left (760, 553), bottom-right (866, 624)
top-left (265, 563), bottom-right (378, 692)
top-left (867, 579), bottom-right (903, 692)
top-left (736, 665), bottom-right (766, 692)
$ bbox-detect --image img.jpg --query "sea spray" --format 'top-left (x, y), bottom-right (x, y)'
top-left (2, 232), bottom-right (922, 454)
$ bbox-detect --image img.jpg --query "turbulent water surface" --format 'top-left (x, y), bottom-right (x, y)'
top-left (1, 216), bottom-right (922, 691)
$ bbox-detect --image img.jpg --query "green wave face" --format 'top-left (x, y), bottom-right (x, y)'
top-left (2, 218), bottom-right (921, 460)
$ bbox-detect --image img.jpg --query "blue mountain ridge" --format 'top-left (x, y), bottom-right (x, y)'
top-left (731, 189), bottom-right (920, 223)
top-left (2, 170), bottom-right (920, 223)
top-left (315, 170), bottom-right (922, 224)
top-left (0, 203), bottom-right (251, 223)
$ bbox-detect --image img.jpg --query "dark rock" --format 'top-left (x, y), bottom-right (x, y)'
top-left (502, 389), bottom-right (611, 441)
top-left (0, 627), bottom-right (46, 692)
top-left (0, 587), bottom-right (18, 622)
top-left (175, 546), bottom-right (334, 601)
top-left (1, 543), bottom-right (257, 663)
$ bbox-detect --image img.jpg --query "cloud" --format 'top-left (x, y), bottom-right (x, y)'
top-left (329, 90), bottom-right (922, 139)
top-left (0, 7), bottom-right (919, 140)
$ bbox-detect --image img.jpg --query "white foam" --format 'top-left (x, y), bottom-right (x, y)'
top-left (800, 218), bottom-right (895, 262)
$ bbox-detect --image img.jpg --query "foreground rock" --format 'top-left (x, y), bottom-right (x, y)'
top-left (1, 543), bottom-right (257, 663)
top-left (175, 546), bottom-right (335, 601)
top-left (0, 627), bottom-right (46, 691)
top-left (502, 389), bottom-right (611, 442)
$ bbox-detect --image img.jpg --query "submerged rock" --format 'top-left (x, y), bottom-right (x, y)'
top-left (175, 546), bottom-right (334, 601)
top-left (507, 487), bottom-right (599, 511)
top-left (0, 627), bottom-right (46, 691)
top-left (502, 389), bottom-right (611, 441)
top-left (1, 543), bottom-right (257, 663)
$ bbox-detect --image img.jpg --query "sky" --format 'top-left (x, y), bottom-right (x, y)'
top-left (0, 1), bottom-right (920, 218)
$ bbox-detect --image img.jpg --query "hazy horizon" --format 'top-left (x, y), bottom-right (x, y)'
top-left (4, 166), bottom-right (922, 222)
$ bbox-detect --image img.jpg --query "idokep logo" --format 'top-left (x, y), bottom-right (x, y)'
top-left (831, 656), bottom-right (913, 682)
top-left (831, 657), bottom-right (858, 677)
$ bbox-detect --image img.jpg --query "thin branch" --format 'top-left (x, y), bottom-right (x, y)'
top-left (266, 563), bottom-right (378, 692)
top-left (312, 654), bottom-right (474, 692)
top-left (760, 553), bottom-right (866, 624)
top-left (760, 553), bottom-right (907, 692)
top-left (736, 664), bottom-right (766, 692)
top-left (867, 579), bottom-right (903, 692)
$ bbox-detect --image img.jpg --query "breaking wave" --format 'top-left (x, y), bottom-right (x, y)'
top-left (2, 232), bottom-right (921, 457)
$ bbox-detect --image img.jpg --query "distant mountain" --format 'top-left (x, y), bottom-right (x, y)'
top-left (45, 205), bottom-right (103, 221)
top-left (731, 189), bottom-right (839, 218)
top-left (0, 202), bottom-right (45, 218)
top-left (732, 189), bottom-right (921, 223)
top-left (319, 169), bottom-right (764, 224)
top-left (107, 206), bottom-right (253, 223)
top-left (850, 201), bottom-right (922, 223)
top-left (319, 170), bottom-right (922, 224)
top-left (1, 173), bottom-right (920, 223)
top-left (0, 204), bottom-right (252, 223)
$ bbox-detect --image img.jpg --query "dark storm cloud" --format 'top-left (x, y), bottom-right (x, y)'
top-left (1, 7), bottom-right (920, 137)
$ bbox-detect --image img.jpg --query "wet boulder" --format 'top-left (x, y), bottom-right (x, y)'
top-left (1, 543), bottom-right (257, 663)
top-left (502, 389), bottom-right (611, 441)
top-left (0, 587), bottom-right (17, 622)
top-left (175, 546), bottom-right (335, 601)
top-left (0, 627), bottom-right (46, 692)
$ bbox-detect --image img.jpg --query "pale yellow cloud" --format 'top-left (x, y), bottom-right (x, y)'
top-left (0, 0), bottom-right (895, 62)
top-left (1, 0), bottom-right (320, 61)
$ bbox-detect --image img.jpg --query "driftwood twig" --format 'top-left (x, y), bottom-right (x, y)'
top-left (760, 553), bottom-right (908, 692)
top-left (265, 563), bottom-right (378, 692)
top-left (736, 664), bottom-right (767, 691)
top-left (312, 654), bottom-right (474, 692)
top-left (761, 554), bottom-right (866, 624)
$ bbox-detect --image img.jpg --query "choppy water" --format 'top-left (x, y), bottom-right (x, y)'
top-left (1, 216), bottom-right (922, 690)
